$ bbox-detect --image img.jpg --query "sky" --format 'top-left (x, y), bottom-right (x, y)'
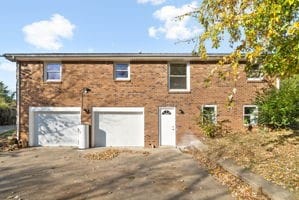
top-left (0, 0), bottom-right (233, 92)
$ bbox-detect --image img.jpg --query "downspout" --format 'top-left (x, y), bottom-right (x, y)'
top-left (16, 60), bottom-right (20, 141)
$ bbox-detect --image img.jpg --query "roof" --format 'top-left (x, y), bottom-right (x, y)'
top-left (3, 53), bottom-right (230, 62)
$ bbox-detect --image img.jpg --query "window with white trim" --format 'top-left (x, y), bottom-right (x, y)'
top-left (169, 63), bottom-right (190, 91)
top-left (202, 105), bottom-right (217, 124)
top-left (45, 63), bottom-right (61, 81)
top-left (114, 63), bottom-right (130, 80)
top-left (243, 105), bottom-right (258, 125)
top-left (246, 64), bottom-right (263, 81)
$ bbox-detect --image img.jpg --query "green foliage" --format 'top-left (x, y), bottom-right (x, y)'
top-left (198, 111), bottom-right (230, 137)
top-left (193, 0), bottom-right (299, 79)
top-left (199, 120), bottom-right (220, 138)
top-left (0, 81), bottom-right (15, 108)
top-left (256, 75), bottom-right (299, 129)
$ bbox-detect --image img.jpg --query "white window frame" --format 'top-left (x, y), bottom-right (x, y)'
top-left (114, 62), bottom-right (130, 81)
top-left (44, 62), bottom-right (62, 82)
top-left (243, 105), bottom-right (258, 126)
top-left (247, 64), bottom-right (264, 82)
top-left (202, 105), bottom-right (217, 124)
top-left (168, 62), bottom-right (190, 92)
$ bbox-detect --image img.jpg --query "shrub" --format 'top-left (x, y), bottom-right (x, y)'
top-left (200, 120), bottom-right (219, 138)
top-left (198, 111), bottom-right (230, 138)
top-left (256, 75), bottom-right (299, 129)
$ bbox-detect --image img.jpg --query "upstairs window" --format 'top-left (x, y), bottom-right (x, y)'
top-left (169, 63), bottom-right (190, 92)
top-left (243, 105), bottom-right (258, 125)
top-left (114, 63), bottom-right (130, 80)
top-left (202, 105), bottom-right (217, 124)
top-left (45, 63), bottom-right (61, 81)
top-left (246, 64), bottom-right (263, 81)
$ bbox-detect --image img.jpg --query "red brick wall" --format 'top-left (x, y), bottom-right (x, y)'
top-left (19, 60), bottom-right (266, 147)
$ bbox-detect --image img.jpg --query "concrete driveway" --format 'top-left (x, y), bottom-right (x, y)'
top-left (0, 147), bottom-right (233, 200)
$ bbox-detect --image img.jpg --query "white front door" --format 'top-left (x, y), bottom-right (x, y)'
top-left (159, 107), bottom-right (176, 146)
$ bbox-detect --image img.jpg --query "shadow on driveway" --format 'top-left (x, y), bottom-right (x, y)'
top-left (0, 147), bottom-right (233, 200)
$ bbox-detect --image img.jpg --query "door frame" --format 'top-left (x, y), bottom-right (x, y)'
top-left (159, 107), bottom-right (176, 146)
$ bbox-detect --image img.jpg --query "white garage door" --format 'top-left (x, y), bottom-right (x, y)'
top-left (93, 107), bottom-right (144, 147)
top-left (29, 107), bottom-right (81, 147)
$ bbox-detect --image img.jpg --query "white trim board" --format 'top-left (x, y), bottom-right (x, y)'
top-left (92, 107), bottom-right (144, 112)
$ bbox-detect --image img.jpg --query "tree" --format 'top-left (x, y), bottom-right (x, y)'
top-left (193, 0), bottom-right (299, 80)
top-left (255, 75), bottom-right (299, 129)
top-left (0, 81), bottom-right (15, 108)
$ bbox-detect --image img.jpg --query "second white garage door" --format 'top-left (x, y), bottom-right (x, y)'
top-left (92, 107), bottom-right (144, 147)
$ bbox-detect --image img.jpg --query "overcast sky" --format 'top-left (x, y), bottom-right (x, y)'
top-left (0, 0), bottom-right (232, 91)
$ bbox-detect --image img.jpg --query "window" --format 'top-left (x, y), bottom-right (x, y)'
top-left (243, 105), bottom-right (258, 125)
top-left (202, 105), bottom-right (217, 124)
top-left (162, 110), bottom-right (172, 115)
top-left (169, 63), bottom-right (190, 92)
top-left (246, 64), bottom-right (263, 81)
top-left (114, 63), bottom-right (130, 80)
top-left (45, 63), bottom-right (61, 81)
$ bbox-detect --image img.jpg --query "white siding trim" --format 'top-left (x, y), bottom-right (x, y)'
top-left (92, 107), bottom-right (144, 112)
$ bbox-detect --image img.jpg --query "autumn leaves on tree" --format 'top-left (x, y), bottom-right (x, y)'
top-left (192, 0), bottom-right (298, 80)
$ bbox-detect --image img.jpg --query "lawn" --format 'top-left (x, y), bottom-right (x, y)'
top-left (201, 129), bottom-right (299, 198)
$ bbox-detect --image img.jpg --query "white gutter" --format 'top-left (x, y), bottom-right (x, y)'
top-left (3, 53), bottom-right (234, 62)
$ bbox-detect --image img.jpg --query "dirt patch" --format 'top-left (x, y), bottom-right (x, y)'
top-left (202, 129), bottom-right (299, 198)
top-left (83, 148), bottom-right (150, 160)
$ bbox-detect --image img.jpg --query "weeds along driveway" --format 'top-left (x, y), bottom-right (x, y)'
top-left (0, 147), bottom-right (233, 200)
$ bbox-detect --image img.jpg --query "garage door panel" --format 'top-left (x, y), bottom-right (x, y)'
top-left (99, 113), bottom-right (143, 146)
top-left (93, 108), bottom-right (144, 147)
top-left (34, 111), bottom-right (80, 146)
top-left (37, 125), bottom-right (80, 146)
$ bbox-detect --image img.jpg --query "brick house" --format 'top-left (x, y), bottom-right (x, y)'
top-left (4, 53), bottom-right (265, 148)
